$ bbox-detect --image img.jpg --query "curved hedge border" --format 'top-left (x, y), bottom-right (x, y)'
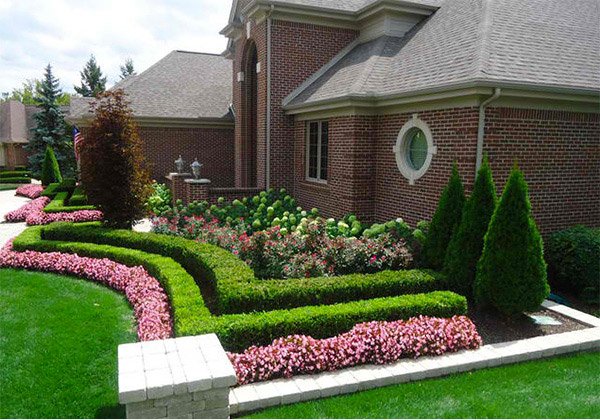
top-left (42, 223), bottom-right (448, 314)
top-left (44, 191), bottom-right (96, 213)
top-left (13, 226), bottom-right (467, 352)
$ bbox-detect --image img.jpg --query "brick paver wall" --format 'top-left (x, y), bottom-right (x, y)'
top-left (141, 127), bottom-right (235, 187)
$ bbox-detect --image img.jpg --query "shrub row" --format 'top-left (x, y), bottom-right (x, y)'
top-left (42, 223), bottom-right (448, 314)
top-left (44, 191), bottom-right (95, 213)
top-left (41, 179), bottom-right (76, 198)
top-left (0, 177), bottom-right (31, 184)
top-left (0, 171), bottom-right (30, 179)
top-left (16, 226), bottom-right (467, 351)
top-left (68, 187), bottom-right (88, 206)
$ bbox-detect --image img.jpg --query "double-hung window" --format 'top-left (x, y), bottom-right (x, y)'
top-left (306, 121), bottom-right (329, 183)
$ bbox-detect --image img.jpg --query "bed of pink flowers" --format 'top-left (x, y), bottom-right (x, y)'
top-left (0, 241), bottom-right (172, 341)
top-left (228, 315), bottom-right (482, 385)
top-left (4, 196), bottom-right (103, 225)
top-left (15, 184), bottom-right (44, 199)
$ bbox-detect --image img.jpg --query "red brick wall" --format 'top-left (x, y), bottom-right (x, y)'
top-left (293, 108), bottom-right (600, 235)
top-left (232, 19), bottom-right (357, 189)
top-left (140, 126), bottom-right (235, 187)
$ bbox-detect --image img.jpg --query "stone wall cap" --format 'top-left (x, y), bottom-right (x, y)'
top-left (185, 179), bottom-right (212, 184)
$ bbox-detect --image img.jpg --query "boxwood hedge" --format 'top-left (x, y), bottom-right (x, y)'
top-left (13, 225), bottom-right (466, 352)
top-left (43, 191), bottom-right (96, 213)
top-left (42, 222), bottom-right (448, 314)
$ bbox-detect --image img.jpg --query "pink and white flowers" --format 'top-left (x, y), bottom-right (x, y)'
top-left (15, 184), bottom-right (44, 199)
top-left (0, 242), bottom-right (172, 341)
top-left (3, 196), bottom-right (103, 225)
top-left (228, 315), bottom-right (482, 385)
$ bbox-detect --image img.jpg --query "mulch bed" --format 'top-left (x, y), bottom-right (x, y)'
top-left (469, 306), bottom-right (589, 345)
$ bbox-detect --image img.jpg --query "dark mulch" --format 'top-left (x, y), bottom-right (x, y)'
top-left (469, 306), bottom-right (589, 345)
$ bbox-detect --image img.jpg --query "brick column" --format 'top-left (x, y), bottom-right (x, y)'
top-left (185, 179), bottom-right (212, 204)
top-left (118, 334), bottom-right (237, 419)
top-left (165, 173), bottom-right (192, 205)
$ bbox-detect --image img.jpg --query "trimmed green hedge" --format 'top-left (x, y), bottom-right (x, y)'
top-left (68, 187), bottom-right (88, 206)
top-left (0, 171), bottom-right (30, 179)
top-left (14, 225), bottom-right (467, 351)
top-left (42, 223), bottom-right (448, 314)
top-left (43, 191), bottom-right (95, 213)
top-left (0, 177), bottom-right (31, 184)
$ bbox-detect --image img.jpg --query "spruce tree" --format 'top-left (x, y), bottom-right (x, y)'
top-left (119, 58), bottom-right (136, 80)
top-left (74, 55), bottom-right (107, 97)
top-left (27, 64), bottom-right (76, 178)
top-left (475, 165), bottom-right (549, 315)
top-left (41, 146), bottom-right (62, 186)
top-left (444, 157), bottom-right (497, 297)
top-left (421, 163), bottom-right (465, 269)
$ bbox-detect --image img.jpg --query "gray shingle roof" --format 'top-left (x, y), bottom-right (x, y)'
top-left (70, 51), bottom-right (233, 121)
top-left (269, 0), bottom-right (441, 12)
top-left (286, 0), bottom-right (600, 108)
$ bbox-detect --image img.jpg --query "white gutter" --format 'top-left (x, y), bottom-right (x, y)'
top-left (266, 5), bottom-right (274, 189)
top-left (476, 88), bottom-right (501, 174)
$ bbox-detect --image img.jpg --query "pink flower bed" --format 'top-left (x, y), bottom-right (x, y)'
top-left (3, 196), bottom-right (103, 225)
top-left (0, 242), bottom-right (172, 341)
top-left (15, 184), bottom-right (44, 199)
top-left (228, 315), bottom-right (482, 385)
top-left (4, 197), bottom-right (50, 222)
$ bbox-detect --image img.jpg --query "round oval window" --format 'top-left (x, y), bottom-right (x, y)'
top-left (406, 128), bottom-right (428, 170)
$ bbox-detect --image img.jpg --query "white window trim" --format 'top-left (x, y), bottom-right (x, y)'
top-left (393, 114), bottom-right (437, 185)
top-left (305, 120), bottom-right (328, 184)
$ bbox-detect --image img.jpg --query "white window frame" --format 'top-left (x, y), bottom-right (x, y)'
top-left (393, 114), bottom-right (437, 185)
top-left (305, 120), bottom-right (329, 184)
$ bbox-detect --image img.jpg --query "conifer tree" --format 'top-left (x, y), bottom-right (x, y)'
top-left (444, 157), bottom-right (497, 297)
top-left (475, 165), bottom-right (549, 315)
top-left (41, 146), bottom-right (62, 186)
top-left (74, 55), bottom-right (107, 97)
top-left (421, 163), bottom-right (465, 270)
top-left (26, 64), bottom-right (75, 178)
top-left (119, 58), bottom-right (136, 80)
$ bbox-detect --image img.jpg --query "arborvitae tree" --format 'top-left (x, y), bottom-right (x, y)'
top-left (119, 58), bottom-right (136, 80)
top-left (74, 55), bottom-right (107, 97)
top-left (41, 146), bottom-right (62, 186)
top-left (80, 90), bottom-right (151, 228)
top-left (26, 64), bottom-right (76, 178)
top-left (421, 163), bottom-right (465, 269)
top-left (444, 157), bottom-right (497, 297)
top-left (475, 165), bottom-right (550, 315)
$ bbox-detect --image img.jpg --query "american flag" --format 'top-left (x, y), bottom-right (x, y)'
top-left (73, 127), bottom-right (84, 161)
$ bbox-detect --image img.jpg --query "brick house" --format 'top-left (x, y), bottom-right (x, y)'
top-left (69, 51), bottom-right (235, 184)
top-left (0, 100), bottom-right (39, 169)
top-left (220, 0), bottom-right (599, 234)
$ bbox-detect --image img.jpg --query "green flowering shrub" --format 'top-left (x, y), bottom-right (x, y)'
top-left (146, 182), bottom-right (173, 216)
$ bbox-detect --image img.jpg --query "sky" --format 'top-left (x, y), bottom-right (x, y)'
top-left (0, 0), bottom-right (232, 94)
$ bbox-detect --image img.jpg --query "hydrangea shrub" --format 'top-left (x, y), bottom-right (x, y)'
top-left (0, 242), bottom-right (171, 341)
top-left (228, 315), bottom-right (482, 385)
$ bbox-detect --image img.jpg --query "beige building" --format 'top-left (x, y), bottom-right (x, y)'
top-left (0, 100), bottom-right (38, 169)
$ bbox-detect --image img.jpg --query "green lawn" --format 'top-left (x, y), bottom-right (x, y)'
top-left (246, 351), bottom-right (600, 419)
top-left (0, 184), bottom-right (20, 191)
top-left (0, 268), bottom-right (137, 419)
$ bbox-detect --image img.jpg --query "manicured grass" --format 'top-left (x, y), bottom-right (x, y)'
top-left (245, 351), bottom-right (600, 419)
top-left (0, 184), bottom-right (19, 191)
top-left (0, 268), bottom-right (137, 419)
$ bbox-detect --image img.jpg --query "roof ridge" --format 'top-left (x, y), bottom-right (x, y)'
top-left (350, 36), bottom-right (389, 96)
top-left (476, 0), bottom-right (492, 78)
top-left (174, 50), bottom-right (226, 57)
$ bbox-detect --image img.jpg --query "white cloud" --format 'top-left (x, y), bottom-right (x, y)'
top-left (0, 0), bottom-right (231, 93)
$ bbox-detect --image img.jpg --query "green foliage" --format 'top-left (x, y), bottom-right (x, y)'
top-left (42, 222), bottom-right (448, 315)
top-left (0, 79), bottom-right (70, 105)
top-left (421, 163), bottom-right (465, 269)
top-left (74, 55), bottom-right (107, 97)
top-left (475, 166), bottom-right (549, 315)
top-left (16, 225), bottom-right (466, 352)
top-left (0, 171), bottom-right (31, 179)
top-left (40, 146), bottom-right (62, 186)
top-left (146, 183), bottom-right (172, 216)
top-left (546, 226), bottom-right (600, 302)
top-left (43, 192), bottom-right (95, 213)
top-left (26, 65), bottom-right (75, 178)
top-left (119, 58), bottom-right (136, 80)
top-left (444, 157), bottom-right (497, 297)
top-left (0, 178), bottom-right (30, 184)
top-left (68, 186), bottom-right (88, 206)
top-left (80, 90), bottom-right (151, 228)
